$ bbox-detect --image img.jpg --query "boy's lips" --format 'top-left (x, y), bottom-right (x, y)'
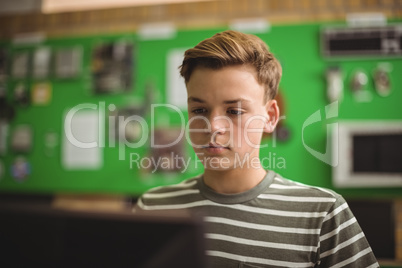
top-left (203, 142), bottom-right (229, 148)
top-left (202, 143), bottom-right (230, 154)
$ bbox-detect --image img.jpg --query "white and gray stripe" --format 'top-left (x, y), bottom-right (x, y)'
top-left (135, 171), bottom-right (379, 268)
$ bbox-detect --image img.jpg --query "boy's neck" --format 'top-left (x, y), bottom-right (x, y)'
top-left (203, 166), bottom-right (267, 194)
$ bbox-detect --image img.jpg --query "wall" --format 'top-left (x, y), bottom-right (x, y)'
top-left (0, 21), bottom-right (401, 197)
top-left (1, 0), bottom-right (401, 38)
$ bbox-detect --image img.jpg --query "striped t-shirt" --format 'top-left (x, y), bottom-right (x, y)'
top-left (135, 170), bottom-right (379, 268)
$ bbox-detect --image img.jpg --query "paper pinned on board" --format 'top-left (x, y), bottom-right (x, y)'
top-left (166, 48), bottom-right (187, 110)
top-left (62, 109), bottom-right (103, 170)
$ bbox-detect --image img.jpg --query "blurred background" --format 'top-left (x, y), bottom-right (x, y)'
top-left (0, 0), bottom-right (401, 266)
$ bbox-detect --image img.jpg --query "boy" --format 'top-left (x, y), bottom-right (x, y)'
top-left (135, 30), bottom-right (378, 267)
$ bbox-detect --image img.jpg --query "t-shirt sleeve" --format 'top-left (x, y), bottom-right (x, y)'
top-left (318, 196), bottom-right (379, 267)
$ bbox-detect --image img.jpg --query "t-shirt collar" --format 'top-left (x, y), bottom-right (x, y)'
top-left (198, 170), bottom-right (276, 204)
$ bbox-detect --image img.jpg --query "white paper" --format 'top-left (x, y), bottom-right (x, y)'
top-left (33, 47), bottom-right (51, 79)
top-left (62, 109), bottom-right (103, 170)
top-left (12, 52), bottom-right (29, 78)
top-left (138, 22), bottom-right (176, 40)
top-left (55, 47), bottom-right (82, 78)
top-left (166, 49), bottom-right (187, 110)
top-left (229, 18), bottom-right (271, 34)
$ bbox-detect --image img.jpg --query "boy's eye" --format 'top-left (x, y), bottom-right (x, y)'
top-left (227, 109), bottom-right (244, 115)
top-left (192, 108), bottom-right (207, 114)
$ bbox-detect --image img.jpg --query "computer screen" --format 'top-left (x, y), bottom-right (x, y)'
top-left (333, 121), bottom-right (402, 187)
top-left (0, 203), bottom-right (207, 268)
top-left (353, 133), bottom-right (402, 173)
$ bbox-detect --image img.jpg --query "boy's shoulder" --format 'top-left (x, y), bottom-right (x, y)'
top-left (143, 176), bottom-right (200, 195)
top-left (135, 176), bottom-right (203, 211)
top-left (265, 174), bottom-right (342, 200)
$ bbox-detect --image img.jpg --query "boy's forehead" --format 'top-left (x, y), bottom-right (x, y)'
top-left (186, 65), bottom-right (264, 104)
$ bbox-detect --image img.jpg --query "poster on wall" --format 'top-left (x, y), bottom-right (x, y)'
top-left (55, 47), bottom-right (82, 79)
top-left (167, 49), bottom-right (187, 110)
top-left (11, 156), bottom-right (31, 182)
top-left (31, 82), bottom-right (52, 106)
top-left (12, 51), bottom-right (29, 79)
top-left (11, 125), bottom-right (33, 153)
top-left (32, 47), bottom-right (51, 79)
top-left (14, 83), bottom-right (30, 107)
top-left (92, 42), bottom-right (133, 94)
top-left (62, 109), bottom-right (103, 170)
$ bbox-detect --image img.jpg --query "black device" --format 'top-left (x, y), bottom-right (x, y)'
top-left (0, 203), bottom-right (207, 268)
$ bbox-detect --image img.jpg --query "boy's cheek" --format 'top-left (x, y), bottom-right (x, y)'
top-left (188, 118), bottom-right (211, 131)
top-left (238, 128), bottom-right (264, 149)
top-left (188, 133), bottom-right (204, 147)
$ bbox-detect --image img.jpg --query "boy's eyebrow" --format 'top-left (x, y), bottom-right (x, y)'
top-left (187, 97), bottom-right (205, 103)
top-left (223, 98), bottom-right (252, 104)
top-left (187, 97), bottom-right (252, 104)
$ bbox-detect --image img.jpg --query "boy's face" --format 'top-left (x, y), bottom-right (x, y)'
top-left (186, 64), bottom-right (279, 171)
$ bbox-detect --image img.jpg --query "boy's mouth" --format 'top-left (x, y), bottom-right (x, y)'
top-left (203, 142), bottom-right (229, 149)
top-left (202, 143), bottom-right (230, 153)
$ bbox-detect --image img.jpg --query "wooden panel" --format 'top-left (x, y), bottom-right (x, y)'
top-left (0, 0), bottom-right (401, 38)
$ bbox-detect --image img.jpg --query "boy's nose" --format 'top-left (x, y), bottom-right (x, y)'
top-left (209, 115), bottom-right (229, 135)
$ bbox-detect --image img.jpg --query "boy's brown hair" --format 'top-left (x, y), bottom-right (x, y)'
top-left (179, 30), bottom-right (282, 102)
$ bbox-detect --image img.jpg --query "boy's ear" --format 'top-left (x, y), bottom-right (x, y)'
top-left (264, 100), bottom-right (280, 133)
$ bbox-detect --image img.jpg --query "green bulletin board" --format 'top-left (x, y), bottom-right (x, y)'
top-left (0, 22), bottom-right (401, 198)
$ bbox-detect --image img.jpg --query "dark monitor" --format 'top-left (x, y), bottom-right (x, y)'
top-left (353, 133), bottom-right (402, 173)
top-left (0, 204), bottom-right (207, 268)
top-left (333, 121), bottom-right (402, 187)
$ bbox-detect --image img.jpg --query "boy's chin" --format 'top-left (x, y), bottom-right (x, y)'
top-left (199, 159), bottom-right (234, 171)
top-left (203, 164), bottom-right (234, 171)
